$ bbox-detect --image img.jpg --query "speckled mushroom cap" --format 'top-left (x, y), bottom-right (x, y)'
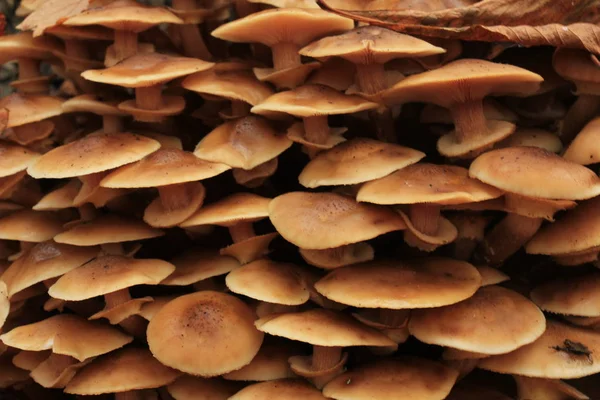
top-left (168, 376), bottom-right (239, 400)
top-left (223, 343), bottom-right (296, 381)
top-left (299, 25), bottom-right (445, 64)
top-left (82, 53), bottom-right (214, 88)
top-left (268, 192), bottom-right (406, 250)
top-left (1, 241), bottom-right (98, 298)
top-left (194, 116), bottom-right (293, 170)
top-left (251, 84), bottom-right (379, 119)
top-left (563, 117), bottom-right (600, 165)
top-left (323, 357), bottom-right (458, 400)
top-left (53, 215), bottom-right (164, 246)
top-left (357, 163), bottom-right (503, 205)
top-left (48, 255), bottom-right (175, 301)
top-left (381, 59), bottom-right (543, 107)
top-left (161, 250), bottom-right (240, 286)
top-left (0, 93), bottom-right (64, 128)
top-left (469, 146), bottom-right (600, 200)
top-left (27, 133), bottom-right (161, 179)
top-left (147, 291), bottom-right (263, 376)
top-left (0, 314), bottom-right (132, 361)
top-left (212, 8), bottom-right (353, 47)
top-left (0, 142), bottom-right (40, 178)
top-left (408, 286), bottom-right (546, 354)
top-left (479, 320), bottom-right (600, 378)
top-left (0, 31), bottom-right (61, 64)
top-left (255, 308), bottom-right (396, 347)
top-left (180, 192), bottom-right (270, 228)
top-left (230, 379), bottom-right (329, 400)
top-left (0, 210), bottom-right (63, 243)
top-left (530, 273), bottom-right (600, 317)
top-left (315, 258), bottom-right (481, 309)
top-left (65, 347), bottom-right (181, 395)
top-left (61, 94), bottom-right (127, 117)
top-left (183, 70), bottom-right (274, 105)
top-left (299, 138), bottom-right (425, 188)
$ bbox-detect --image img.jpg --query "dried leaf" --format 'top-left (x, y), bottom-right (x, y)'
top-left (323, 0), bottom-right (477, 12)
top-left (17, 0), bottom-right (102, 37)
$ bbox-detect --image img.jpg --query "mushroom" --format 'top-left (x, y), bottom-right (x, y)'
top-left (160, 250), bottom-right (239, 291)
top-left (0, 358), bottom-right (33, 389)
top-left (446, 213), bottom-right (491, 261)
top-left (0, 210), bottom-right (64, 261)
top-left (212, 8), bottom-right (354, 89)
top-left (167, 375), bottom-right (239, 400)
top-left (169, 0), bottom-right (222, 60)
top-left (381, 59), bottom-right (543, 158)
top-left (563, 117), bottom-right (600, 165)
top-left (476, 265), bottom-right (510, 286)
top-left (496, 128), bottom-right (563, 153)
top-left (230, 379), bottom-right (329, 400)
top-left (147, 291), bottom-right (264, 376)
top-left (512, 377), bottom-right (589, 400)
top-left (61, 94), bottom-right (130, 135)
top-left (0, 281), bottom-right (7, 331)
top-left (306, 58), bottom-right (356, 91)
top-left (46, 25), bottom-right (112, 73)
top-left (223, 343), bottom-right (297, 381)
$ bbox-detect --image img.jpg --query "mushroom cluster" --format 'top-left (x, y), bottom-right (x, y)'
top-left (0, 0), bottom-right (599, 399)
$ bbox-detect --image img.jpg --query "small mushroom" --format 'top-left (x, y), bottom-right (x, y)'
top-left (563, 117), bottom-right (600, 165)
top-left (62, 94), bottom-right (129, 135)
top-left (531, 273), bottom-right (600, 319)
top-left (223, 342), bottom-right (297, 381)
top-left (167, 375), bottom-right (238, 400)
top-left (161, 249), bottom-right (239, 289)
top-left (0, 210), bottom-right (64, 260)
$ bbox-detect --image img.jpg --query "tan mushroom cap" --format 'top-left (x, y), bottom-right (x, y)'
top-left (477, 265), bottom-right (510, 286)
top-left (48, 255), bottom-right (175, 301)
top-left (249, 0), bottom-right (320, 8)
top-left (45, 24), bottom-right (114, 41)
top-left (0, 210), bottom-right (63, 243)
top-left (54, 215), bottom-right (163, 246)
top-left (315, 258), bottom-right (481, 309)
top-left (531, 274), bottom-right (600, 317)
top-left (101, 148), bottom-right (230, 188)
top-left (299, 26), bottom-right (445, 64)
top-left (1, 241), bottom-right (98, 298)
top-left (299, 138), bottom-right (425, 188)
top-left (183, 70), bottom-right (274, 105)
top-left (212, 8), bottom-right (353, 47)
top-left (33, 180), bottom-right (80, 211)
top-left (139, 295), bottom-right (177, 321)
top-left (161, 250), bottom-right (240, 286)
top-left (381, 59), bottom-right (543, 107)
top-left (12, 350), bottom-right (50, 371)
top-left (251, 84), bottom-right (379, 119)
top-left (180, 192), bottom-right (270, 228)
top-left (61, 94), bottom-right (127, 117)
top-left (147, 291), bottom-right (263, 376)
top-left (469, 146), bottom-right (600, 200)
top-left (0, 31), bottom-right (61, 64)
top-left (0, 281), bottom-right (7, 330)
top-left (230, 379), bottom-right (329, 400)
top-left (553, 48), bottom-right (600, 87)
top-left (90, 296), bottom-right (153, 324)
top-left (445, 383), bottom-right (513, 400)
top-left (358, 164), bottom-right (503, 205)
top-left (223, 343), bottom-right (296, 381)
top-left (194, 116), bottom-right (293, 170)
top-left (82, 53), bottom-right (214, 88)
top-left (0, 93), bottom-right (64, 128)
top-left (479, 320), bottom-right (600, 378)
top-left (226, 259), bottom-right (309, 305)
top-left (268, 192), bottom-right (406, 250)
top-left (0, 314), bottom-right (132, 361)
top-left (168, 376), bottom-right (239, 400)
top-left (0, 142), bottom-right (40, 178)
top-left (27, 132), bottom-right (161, 179)
top-left (255, 308), bottom-right (395, 347)
top-left (323, 357), bottom-right (458, 400)
top-left (564, 117), bottom-right (600, 165)
top-left (64, 0), bottom-right (183, 31)
top-left (409, 286), bottom-right (546, 354)
top-left (65, 347), bottom-right (181, 395)
top-left (420, 99), bottom-right (518, 125)
top-left (497, 128), bottom-right (563, 153)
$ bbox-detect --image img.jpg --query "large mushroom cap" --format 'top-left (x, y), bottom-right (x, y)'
top-left (180, 192), bottom-right (270, 228)
top-left (563, 117), bottom-right (600, 165)
top-left (0, 31), bottom-right (61, 64)
top-left (268, 192), bottom-right (406, 250)
top-left (0, 93), bottom-right (63, 128)
top-left (299, 138), bottom-right (425, 188)
top-left (168, 376), bottom-right (238, 400)
top-left (82, 53), bottom-right (214, 88)
top-left (315, 258), bottom-right (481, 309)
top-left (65, 347), bottom-right (181, 395)
top-left (147, 291), bottom-right (263, 376)
top-left (323, 357), bottom-right (458, 400)
top-left (27, 133), bottom-right (161, 179)
top-left (230, 379), bottom-right (329, 400)
top-left (408, 286), bottom-right (546, 354)
top-left (0, 142), bottom-right (40, 178)
top-left (255, 308), bottom-right (395, 347)
top-left (183, 70), bottom-right (274, 106)
top-left (61, 94), bottom-right (127, 117)
top-left (212, 8), bottom-right (353, 47)
top-left (553, 48), bottom-right (600, 86)
top-left (469, 146), bottom-right (600, 200)
top-left (161, 250), bottom-right (240, 286)
top-left (382, 59), bottom-right (543, 107)
top-left (531, 273), bottom-right (600, 317)
top-left (479, 320), bottom-right (600, 378)
top-left (0, 210), bottom-right (63, 243)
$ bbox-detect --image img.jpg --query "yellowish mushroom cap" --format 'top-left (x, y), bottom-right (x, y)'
top-left (531, 273), bottom-right (600, 317)
top-left (477, 265), bottom-right (510, 286)
top-left (0, 210), bottom-right (63, 243)
top-left (223, 343), bottom-right (296, 381)
top-left (180, 192), bottom-right (270, 228)
top-left (0, 31), bottom-right (61, 64)
top-left (183, 70), bottom-right (274, 105)
top-left (33, 180), bottom-right (81, 211)
top-left (0, 142), bottom-right (40, 178)
top-left (161, 250), bottom-right (240, 286)
top-left (61, 94), bottom-right (127, 117)
top-left (0, 93), bottom-right (63, 128)
top-left (564, 117), bottom-right (600, 165)
top-left (230, 379), bottom-right (330, 400)
top-left (315, 258), bottom-right (481, 309)
top-left (553, 48), bottom-right (600, 88)
top-left (497, 128), bottom-right (563, 153)
top-left (168, 376), bottom-right (239, 400)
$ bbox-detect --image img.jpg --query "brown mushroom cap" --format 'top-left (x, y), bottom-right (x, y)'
top-left (469, 146), bottom-right (600, 200)
top-left (408, 286), bottom-right (545, 354)
top-left (553, 48), bottom-right (600, 88)
top-left (249, 0), bottom-right (320, 8)
top-left (61, 94), bottom-right (127, 117)
top-left (161, 250), bottom-right (240, 286)
top-left (0, 142), bottom-right (40, 178)
top-left (420, 98), bottom-right (518, 125)
top-left (0, 314), bottom-right (132, 361)
top-left (33, 180), bottom-right (81, 211)
top-left (147, 291), bottom-right (263, 376)
top-left (212, 8), bottom-right (353, 47)
top-left (183, 70), bottom-right (274, 105)
top-left (255, 308), bottom-right (395, 347)
top-left (0, 93), bottom-right (64, 128)
top-left (531, 273), bottom-right (600, 317)
top-left (27, 133), bottom-right (161, 179)
top-left (299, 138), bottom-right (425, 188)
top-left (65, 347), bottom-right (181, 395)
top-left (445, 383), bottom-right (513, 400)
top-left (0, 210), bottom-right (63, 243)
top-left (477, 265), bottom-right (510, 286)
top-left (0, 31), bottom-right (61, 64)
top-left (563, 117), bottom-right (600, 165)
top-left (82, 53), bottom-right (214, 88)
top-left (497, 128), bottom-right (563, 153)
top-left (323, 357), bottom-right (458, 400)
top-left (0, 358), bottom-right (30, 388)
top-left (168, 376), bottom-right (239, 400)
top-left (223, 343), bottom-right (296, 381)
top-left (230, 379), bottom-right (329, 400)
top-left (479, 320), bottom-right (600, 378)
top-left (315, 258), bottom-right (481, 309)
top-left (268, 192), bottom-right (406, 250)
top-left (180, 192), bottom-right (270, 228)
top-left (299, 26), bottom-right (445, 64)
top-left (0, 281), bottom-right (7, 330)
top-left (381, 59), bottom-right (543, 108)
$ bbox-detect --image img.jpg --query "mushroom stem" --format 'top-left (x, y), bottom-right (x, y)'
top-left (560, 94), bottom-right (600, 144)
top-left (228, 222), bottom-right (255, 243)
top-left (78, 203), bottom-right (97, 221)
top-left (303, 116), bottom-right (330, 145)
top-left (115, 391), bottom-right (144, 400)
top-left (450, 99), bottom-right (489, 143)
top-left (369, 106), bottom-right (397, 143)
top-left (179, 25), bottom-right (213, 61)
top-left (135, 85), bottom-right (164, 111)
top-left (453, 238), bottom-right (478, 261)
top-left (102, 115), bottom-right (124, 134)
top-left (230, 100), bottom-right (251, 117)
top-left (514, 376), bottom-right (589, 400)
top-left (379, 309), bottom-right (409, 328)
top-left (355, 63), bottom-right (386, 95)
top-left (271, 42), bottom-right (301, 71)
top-left (312, 346), bottom-right (342, 371)
top-left (157, 183), bottom-right (192, 211)
top-left (104, 288), bottom-right (132, 309)
top-left (17, 58), bottom-right (40, 79)
top-left (113, 30), bottom-right (138, 64)
top-left (409, 204), bottom-right (441, 235)
top-left (64, 39), bottom-right (89, 59)
top-left (443, 358), bottom-right (478, 380)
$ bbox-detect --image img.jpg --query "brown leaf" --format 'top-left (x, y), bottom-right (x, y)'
top-left (323, 0), bottom-right (477, 12)
top-left (18, 0), bottom-right (95, 37)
